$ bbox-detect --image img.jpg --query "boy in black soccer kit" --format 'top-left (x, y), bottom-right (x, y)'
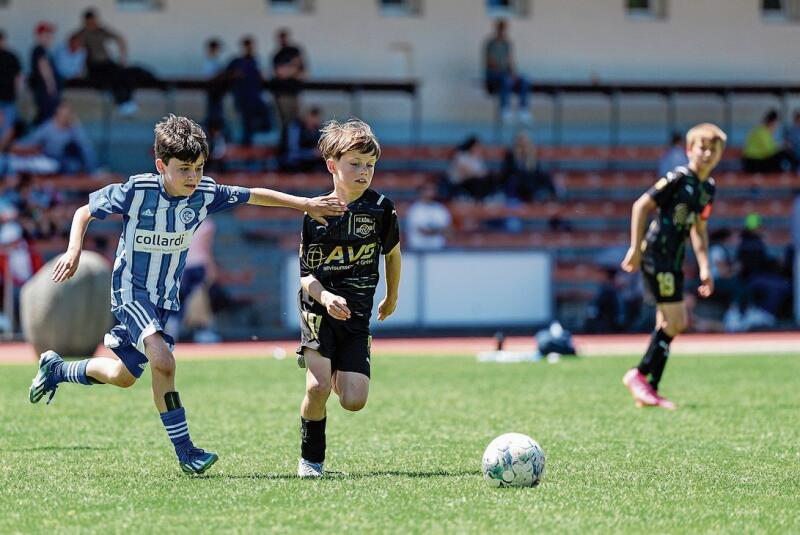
top-left (295, 119), bottom-right (402, 477)
top-left (621, 123), bottom-right (727, 409)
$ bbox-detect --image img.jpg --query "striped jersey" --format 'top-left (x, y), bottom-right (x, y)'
top-left (88, 173), bottom-right (251, 311)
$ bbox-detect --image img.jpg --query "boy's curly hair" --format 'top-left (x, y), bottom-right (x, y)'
top-left (154, 114), bottom-right (209, 164)
top-left (318, 118), bottom-right (381, 161)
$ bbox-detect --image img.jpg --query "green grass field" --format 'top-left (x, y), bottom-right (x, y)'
top-left (1, 352), bottom-right (798, 534)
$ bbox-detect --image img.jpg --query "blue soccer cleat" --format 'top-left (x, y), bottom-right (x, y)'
top-left (179, 447), bottom-right (219, 475)
top-left (29, 350), bottom-right (63, 405)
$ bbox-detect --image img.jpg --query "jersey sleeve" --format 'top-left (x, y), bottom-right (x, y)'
top-left (206, 183), bottom-right (252, 214)
top-left (380, 201), bottom-right (400, 254)
top-left (88, 179), bottom-right (135, 219)
top-left (298, 217), bottom-right (313, 277)
top-left (646, 170), bottom-right (682, 207)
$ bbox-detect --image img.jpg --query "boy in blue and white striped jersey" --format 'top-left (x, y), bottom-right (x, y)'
top-left (29, 114), bottom-right (346, 475)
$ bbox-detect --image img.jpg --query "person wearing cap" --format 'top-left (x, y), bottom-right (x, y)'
top-left (29, 21), bottom-right (62, 125)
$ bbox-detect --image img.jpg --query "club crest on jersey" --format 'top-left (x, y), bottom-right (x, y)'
top-left (179, 207), bottom-right (196, 224)
top-left (353, 214), bottom-right (375, 238)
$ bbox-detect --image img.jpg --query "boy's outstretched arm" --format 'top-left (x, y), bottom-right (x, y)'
top-left (378, 245), bottom-right (401, 321)
top-left (300, 274), bottom-right (351, 321)
top-left (52, 204), bottom-right (94, 282)
top-left (690, 218), bottom-right (714, 298)
top-left (621, 193), bottom-right (656, 273)
top-left (247, 189), bottom-right (347, 225)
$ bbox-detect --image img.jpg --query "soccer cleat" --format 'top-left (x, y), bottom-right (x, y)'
top-left (179, 448), bottom-right (219, 475)
top-left (29, 350), bottom-right (63, 405)
top-left (653, 392), bottom-right (678, 410)
top-left (297, 458), bottom-right (324, 478)
top-left (622, 368), bottom-right (659, 407)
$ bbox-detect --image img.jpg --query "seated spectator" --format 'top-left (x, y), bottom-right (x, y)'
top-left (29, 21), bottom-right (62, 125)
top-left (0, 218), bottom-right (43, 328)
top-left (15, 102), bottom-right (96, 174)
top-left (446, 135), bottom-right (495, 200)
top-left (483, 19), bottom-right (531, 124)
top-left (271, 28), bottom-right (306, 130)
top-left (53, 32), bottom-right (87, 81)
top-left (502, 131), bottom-right (559, 202)
top-left (658, 131), bottom-right (689, 177)
top-left (73, 8), bottom-right (158, 116)
top-left (226, 35), bottom-right (272, 145)
top-left (742, 109), bottom-right (797, 173)
top-left (278, 106), bottom-right (323, 172)
top-left (784, 110), bottom-right (800, 167)
top-left (405, 181), bottom-right (452, 251)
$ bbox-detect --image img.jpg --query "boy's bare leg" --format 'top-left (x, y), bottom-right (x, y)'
top-left (86, 356), bottom-right (136, 387)
top-left (143, 332), bottom-right (218, 474)
top-left (332, 370), bottom-right (369, 412)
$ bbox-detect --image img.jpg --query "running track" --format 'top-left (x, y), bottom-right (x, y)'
top-left (1, 332), bottom-right (799, 365)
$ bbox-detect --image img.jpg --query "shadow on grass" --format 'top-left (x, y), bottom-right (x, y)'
top-left (196, 468), bottom-right (478, 481)
top-left (1, 445), bottom-right (109, 452)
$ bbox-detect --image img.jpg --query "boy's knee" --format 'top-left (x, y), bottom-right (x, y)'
top-left (663, 320), bottom-right (686, 337)
top-left (149, 353), bottom-right (176, 377)
top-left (306, 379), bottom-right (331, 400)
top-left (339, 395), bottom-right (367, 412)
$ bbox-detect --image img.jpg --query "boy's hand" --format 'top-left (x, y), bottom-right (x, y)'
top-left (620, 247), bottom-right (641, 273)
top-left (52, 250), bottom-right (81, 282)
top-left (377, 296), bottom-right (397, 321)
top-left (698, 270), bottom-right (714, 298)
top-left (321, 291), bottom-right (351, 321)
top-left (305, 194), bottom-right (348, 226)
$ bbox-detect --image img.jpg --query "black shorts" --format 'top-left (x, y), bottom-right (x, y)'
top-left (642, 257), bottom-right (684, 304)
top-left (297, 309), bottom-right (372, 377)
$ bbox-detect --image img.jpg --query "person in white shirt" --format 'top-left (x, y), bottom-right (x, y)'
top-left (406, 181), bottom-right (451, 251)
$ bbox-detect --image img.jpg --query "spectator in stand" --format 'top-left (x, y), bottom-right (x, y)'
top-left (446, 135), bottom-right (495, 200)
top-left (15, 102), bottom-right (96, 174)
top-left (483, 19), bottom-right (531, 124)
top-left (202, 37), bottom-right (228, 131)
top-left (271, 28), bottom-right (306, 131)
top-left (405, 181), bottom-right (452, 251)
top-left (0, 30), bottom-right (23, 141)
top-left (74, 8), bottom-right (141, 116)
top-left (784, 110), bottom-right (800, 168)
top-left (502, 131), bottom-right (559, 202)
top-left (53, 32), bottom-right (87, 81)
top-left (278, 105), bottom-right (323, 172)
top-left (29, 21), bottom-right (62, 125)
top-left (658, 131), bottom-right (689, 178)
top-left (0, 218), bottom-right (43, 328)
top-left (226, 35), bottom-right (271, 145)
top-left (742, 109), bottom-right (797, 173)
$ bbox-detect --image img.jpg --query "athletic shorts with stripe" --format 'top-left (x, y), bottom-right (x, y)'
top-left (103, 300), bottom-right (175, 378)
top-left (297, 309), bottom-right (372, 378)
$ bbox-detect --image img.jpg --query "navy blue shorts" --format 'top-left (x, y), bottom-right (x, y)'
top-left (104, 301), bottom-right (175, 378)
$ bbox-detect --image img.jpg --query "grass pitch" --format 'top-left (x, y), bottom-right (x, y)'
top-left (1, 352), bottom-right (798, 534)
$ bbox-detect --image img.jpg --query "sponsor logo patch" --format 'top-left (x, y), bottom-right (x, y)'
top-left (133, 230), bottom-right (193, 254)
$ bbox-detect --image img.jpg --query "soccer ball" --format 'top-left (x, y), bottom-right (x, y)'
top-left (482, 433), bottom-right (545, 488)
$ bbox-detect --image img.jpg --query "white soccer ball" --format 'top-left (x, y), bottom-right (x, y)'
top-left (482, 432), bottom-right (545, 488)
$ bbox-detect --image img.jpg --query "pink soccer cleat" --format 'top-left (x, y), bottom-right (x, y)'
top-left (622, 368), bottom-right (659, 407)
top-left (653, 392), bottom-right (677, 410)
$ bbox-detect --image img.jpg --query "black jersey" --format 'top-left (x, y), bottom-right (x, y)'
top-left (299, 189), bottom-right (400, 318)
top-left (642, 166), bottom-right (715, 271)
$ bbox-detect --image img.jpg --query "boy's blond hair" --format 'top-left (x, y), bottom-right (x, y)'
top-left (686, 123), bottom-right (727, 150)
top-left (318, 118), bottom-right (381, 161)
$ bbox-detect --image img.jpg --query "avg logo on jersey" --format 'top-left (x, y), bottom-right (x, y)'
top-left (134, 229), bottom-right (193, 254)
top-left (305, 243), bottom-right (377, 269)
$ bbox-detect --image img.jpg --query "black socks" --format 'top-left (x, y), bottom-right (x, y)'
top-left (637, 329), bottom-right (673, 390)
top-left (301, 417), bottom-right (326, 463)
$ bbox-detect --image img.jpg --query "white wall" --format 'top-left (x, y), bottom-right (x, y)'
top-left (283, 250), bottom-right (552, 329)
top-left (3, 0), bottom-right (798, 124)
